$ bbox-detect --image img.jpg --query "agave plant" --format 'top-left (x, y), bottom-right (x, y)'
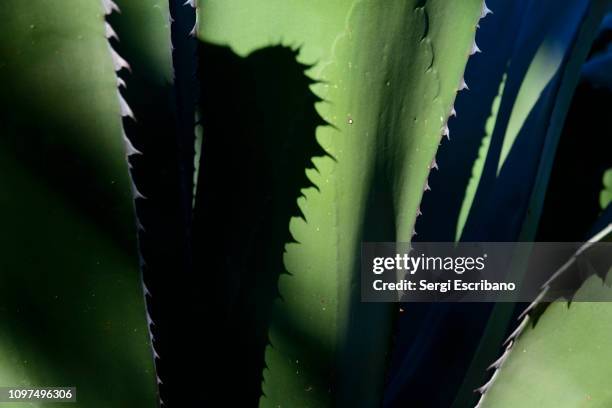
top-left (0, 0), bottom-right (610, 407)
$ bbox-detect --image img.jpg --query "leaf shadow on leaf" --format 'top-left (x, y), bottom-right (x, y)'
top-left (192, 42), bottom-right (329, 406)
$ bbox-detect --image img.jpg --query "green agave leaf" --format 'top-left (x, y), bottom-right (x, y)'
top-left (414, 0), bottom-right (528, 243)
top-left (197, 0), bottom-right (482, 406)
top-left (0, 0), bottom-right (158, 406)
top-left (479, 278), bottom-right (612, 408)
top-left (477, 225), bottom-right (612, 408)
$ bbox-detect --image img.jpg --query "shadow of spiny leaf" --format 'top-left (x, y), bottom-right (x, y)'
top-left (193, 42), bottom-right (328, 406)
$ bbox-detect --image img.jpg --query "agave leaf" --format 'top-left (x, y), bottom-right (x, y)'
top-left (478, 278), bottom-right (612, 408)
top-left (416, 0), bottom-right (528, 243)
top-left (476, 224), bottom-right (612, 408)
top-left (449, 3), bottom-right (611, 406)
top-left (0, 0), bottom-right (158, 406)
top-left (383, 2), bottom-right (526, 404)
top-left (196, 0), bottom-right (482, 406)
